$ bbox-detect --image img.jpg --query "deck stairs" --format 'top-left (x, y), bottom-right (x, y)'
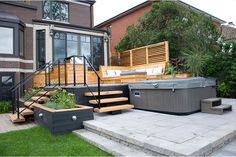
top-left (9, 55), bottom-right (134, 123)
top-left (84, 90), bottom-right (134, 114)
top-left (9, 90), bottom-right (56, 123)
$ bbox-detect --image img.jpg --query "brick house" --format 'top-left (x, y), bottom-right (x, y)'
top-left (0, 0), bottom-right (109, 100)
top-left (96, 0), bottom-right (226, 65)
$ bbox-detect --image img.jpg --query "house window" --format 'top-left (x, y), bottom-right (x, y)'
top-left (0, 27), bottom-right (13, 54)
top-left (53, 32), bottom-right (66, 61)
top-left (43, 0), bottom-right (69, 22)
top-left (67, 33), bottom-right (78, 57)
top-left (80, 35), bottom-right (91, 61)
top-left (92, 37), bottom-right (104, 70)
top-left (19, 30), bottom-right (24, 57)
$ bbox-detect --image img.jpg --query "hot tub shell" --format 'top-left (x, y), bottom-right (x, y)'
top-left (129, 77), bottom-right (217, 115)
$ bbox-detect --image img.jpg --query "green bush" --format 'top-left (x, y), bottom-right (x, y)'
top-left (203, 41), bottom-right (236, 98)
top-left (0, 101), bottom-right (12, 113)
top-left (165, 64), bottom-right (178, 77)
top-left (116, 1), bottom-right (220, 69)
top-left (44, 89), bottom-right (76, 109)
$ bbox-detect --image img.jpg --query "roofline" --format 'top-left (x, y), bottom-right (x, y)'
top-left (32, 19), bottom-right (108, 34)
top-left (177, 0), bottom-right (226, 24)
top-left (95, 0), bottom-right (226, 28)
top-left (95, 1), bottom-right (151, 28)
top-left (77, 0), bottom-right (96, 5)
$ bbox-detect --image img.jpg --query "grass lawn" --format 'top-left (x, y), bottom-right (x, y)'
top-left (0, 126), bottom-right (111, 156)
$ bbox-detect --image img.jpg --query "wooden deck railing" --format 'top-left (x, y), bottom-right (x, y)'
top-left (119, 41), bottom-right (169, 66)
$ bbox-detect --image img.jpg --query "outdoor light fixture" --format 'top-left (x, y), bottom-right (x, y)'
top-left (72, 116), bottom-right (77, 121)
top-left (49, 24), bottom-right (54, 36)
top-left (39, 113), bottom-right (43, 118)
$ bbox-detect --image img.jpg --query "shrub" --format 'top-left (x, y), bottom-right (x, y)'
top-left (202, 41), bottom-right (236, 98)
top-left (45, 89), bottom-right (76, 109)
top-left (0, 101), bottom-right (12, 113)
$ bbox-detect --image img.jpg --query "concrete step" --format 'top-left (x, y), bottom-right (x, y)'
top-left (74, 129), bottom-right (153, 156)
top-left (83, 121), bottom-right (166, 156)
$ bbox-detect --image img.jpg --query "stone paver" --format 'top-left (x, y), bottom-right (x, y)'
top-left (83, 98), bottom-right (236, 156)
top-left (0, 113), bottom-right (35, 133)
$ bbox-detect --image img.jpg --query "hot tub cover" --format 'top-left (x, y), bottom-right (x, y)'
top-left (128, 77), bottom-right (216, 90)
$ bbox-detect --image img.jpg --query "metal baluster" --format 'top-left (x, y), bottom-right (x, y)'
top-left (73, 56), bottom-right (76, 86)
top-left (48, 66), bottom-right (51, 86)
top-left (64, 60), bottom-right (67, 86)
top-left (83, 56), bottom-right (86, 86)
top-left (45, 65), bottom-right (47, 86)
top-left (58, 60), bottom-right (61, 86)
top-left (16, 88), bottom-right (20, 119)
top-left (98, 77), bottom-right (101, 109)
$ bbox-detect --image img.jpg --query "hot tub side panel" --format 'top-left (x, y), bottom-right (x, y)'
top-left (130, 86), bottom-right (216, 115)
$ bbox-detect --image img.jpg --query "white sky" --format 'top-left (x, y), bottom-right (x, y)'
top-left (94, 0), bottom-right (236, 26)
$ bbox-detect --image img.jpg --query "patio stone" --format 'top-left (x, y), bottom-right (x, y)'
top-left (0, 113), bottom-right (35, 133)
top-left (81, 98), bottom-right (236, 156)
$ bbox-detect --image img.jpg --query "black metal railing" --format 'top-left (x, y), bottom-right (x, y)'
top-left (64, 55), bottom-right (101, 109)
top-left (10, 55), bottom-right (101, 120)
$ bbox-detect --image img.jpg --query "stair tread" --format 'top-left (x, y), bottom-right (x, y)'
top-left (74, 129), bottom-right (152, 156)
top-left (94, 104), bottom-right (134, 113)
top-left (9, 114), bottom-right (25, 123)
top-left (38, 90), bottom-right (57, 96)
top-left (84, 91), bottom-right (123, 96)
top-left (212, 104), bottom-right (232, 109)
top-left (31, 96), bottom-right (50, 103)
top-left (24, 101), bottom-right (36, 108)
top-left (89, 97), bottom-right (128, 104)
top-left (19, 107), bottom-right (34, 116)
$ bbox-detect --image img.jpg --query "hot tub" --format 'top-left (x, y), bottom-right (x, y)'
top-left (129, 77), bottom-right (217, 115)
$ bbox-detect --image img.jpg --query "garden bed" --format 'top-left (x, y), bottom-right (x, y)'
top-left (34, 104), bottom-right (94, 134)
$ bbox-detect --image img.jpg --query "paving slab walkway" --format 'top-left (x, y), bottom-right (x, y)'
top-left (81, 98), bottom-right (236, 156)
top-left (0, 113), bottom-right (35, 133)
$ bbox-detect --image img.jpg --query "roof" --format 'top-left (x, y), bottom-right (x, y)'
top-left (95, 0), bottom-right (226, 28)
top-left (77, 0), bottom-right (96, 5)
top-left (221, 24), bottom-right (236, 40)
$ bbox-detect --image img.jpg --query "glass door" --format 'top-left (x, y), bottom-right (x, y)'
top-left (36, 30), bottom-right (46, 68)
top-left (0, 73), bottom-right (15, 100)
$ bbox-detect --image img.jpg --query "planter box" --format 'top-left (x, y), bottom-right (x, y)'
top-left (34, 104), bottom-right (94, 134)
top-left (162, 73), bottom-right (192, 79)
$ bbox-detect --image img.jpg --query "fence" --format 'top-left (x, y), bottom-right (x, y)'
top-left (119, 41), bottom-right (169, 66)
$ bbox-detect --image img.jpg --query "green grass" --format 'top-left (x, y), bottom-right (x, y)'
top-left (0, 126), bottom-right (111, 156)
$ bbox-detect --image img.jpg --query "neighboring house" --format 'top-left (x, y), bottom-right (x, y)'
top-left (221, 22), bottom-right (236, 41)
top-left (96, 0), bottom-right (226, 65)
top-left (0, 0), bottom-right (109, 100)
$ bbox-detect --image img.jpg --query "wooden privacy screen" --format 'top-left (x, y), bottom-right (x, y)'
top-left (119, 41), bottom-right (169, 66)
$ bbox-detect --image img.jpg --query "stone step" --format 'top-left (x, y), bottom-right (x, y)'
top-left (83, 121), bottom-right (167, 156)
top-left (89, 97), bottom-right (128, 104)
top-left (74, 129), bottom-right (153, 156)
top-left (84, 90), bottom-right (123, 96)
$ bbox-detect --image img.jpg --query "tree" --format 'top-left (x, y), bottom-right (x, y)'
top-left (116, 1), bottom-right (221, 73)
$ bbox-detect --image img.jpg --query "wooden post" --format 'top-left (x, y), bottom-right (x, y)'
top-left (130, 50), bottom-right (133, 67)
top-left (146, 47), bottom-right (149, 64)
top-left (165, 41), bottom-right (169, 62)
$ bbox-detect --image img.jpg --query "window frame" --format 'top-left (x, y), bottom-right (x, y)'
top-left (42, 0), bottom-right (69, 23)
top-left (0, 26), bottom-right (14, 55)
top-left (19, 29), bottom-right (24, 57)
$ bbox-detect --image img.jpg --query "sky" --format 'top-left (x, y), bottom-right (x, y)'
top-left (94, 0), bottom-right (236, 26)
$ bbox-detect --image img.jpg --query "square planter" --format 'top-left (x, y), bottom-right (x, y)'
top-left (34, 104), bottom-right (94, 134)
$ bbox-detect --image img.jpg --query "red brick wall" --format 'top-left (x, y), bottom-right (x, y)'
top-left (99, 3), bottom-right (152, 65)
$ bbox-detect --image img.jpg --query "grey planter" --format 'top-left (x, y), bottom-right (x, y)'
top-left (34, 104), bottom-right (94, 134)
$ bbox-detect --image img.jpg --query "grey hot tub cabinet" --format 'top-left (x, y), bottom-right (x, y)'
top-left (34, 104), bottom-right (94, 134)
top-left (129, 77), bottom-right (217, 115)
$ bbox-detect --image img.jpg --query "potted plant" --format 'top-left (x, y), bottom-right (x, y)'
top-left (34, 88), bottom-right (94, 134)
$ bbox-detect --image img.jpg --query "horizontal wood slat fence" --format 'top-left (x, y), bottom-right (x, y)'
top-left (119, 41), bottom-right (169, 66)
